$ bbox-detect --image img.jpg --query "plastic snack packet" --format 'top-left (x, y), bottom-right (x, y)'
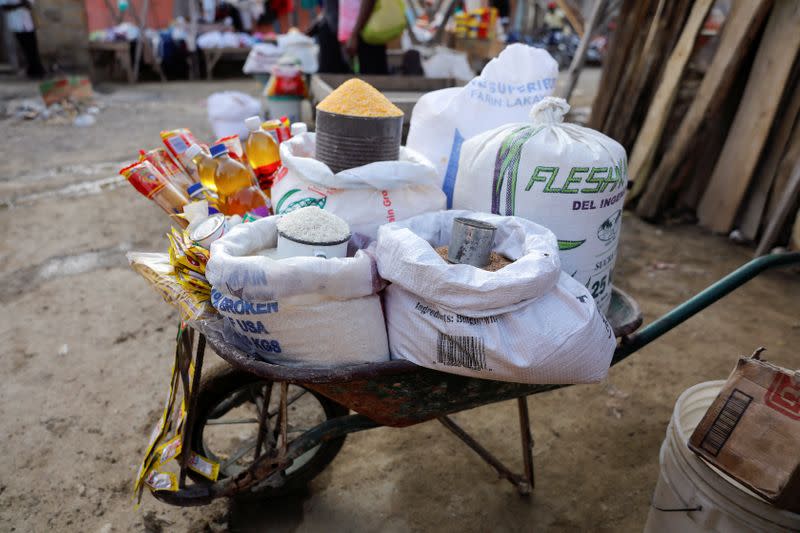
top-left (127, 252), bottom-right (213, 322)
top-left (133, 358), bottom-right (180, 499)
top-left (161, 128), bottom-right (205, 178)
top-left (187, 452), bottom-right (220, 481)
top-left (167, 229), bottom-right (211, 286)
top-left (144, 469), bottom-right (178, 492)
top-left (140, 148), bottom-right (195, 193)
top-left (120, 160), bottom-right (189, 220)
top-left (154, 435), bottom-right (183, 467)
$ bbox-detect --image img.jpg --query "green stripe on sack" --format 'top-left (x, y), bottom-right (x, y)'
top-left (275, 189), bottom-right (301, 213)
top-left (558, 239), bottom-right (585, 251)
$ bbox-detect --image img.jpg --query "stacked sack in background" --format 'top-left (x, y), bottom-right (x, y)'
top-left (407, 44), bottom-right (559, 204)
top-left (376, 211), bottom-right (616, 384)
top-left (453, 97), bottom-right (628, 312)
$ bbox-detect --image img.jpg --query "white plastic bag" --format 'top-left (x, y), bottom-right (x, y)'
top-left (243, 43), bottom-right (283, 74)
top-left (196, 31), bottom-right (222, 49)
top-left (276, 31), bottom-right (319, 73)
top-left (207, 91), bottom-right (262, 139)
top-left (206, 216), bottom-right (389, 367)
top-left (452, 97), bottom-right (628, 312)
top-left (273, 132), bottom-right (446, 239)
top-left (406, 44), bottom-right (558, 199)
top-left (422, 47), bottom-right (474, 81)
top-left (376, 210), bottom-right (616, 384)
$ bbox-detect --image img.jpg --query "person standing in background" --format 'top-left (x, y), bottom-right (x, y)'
top-left (0, 0), bottom-right (44, 78)
top-left (296, 0), bottom-right (320, 32)
top-left (315, 0), bottom-right (350, 73)
top-left (344, 0), bottom-right (387, 74)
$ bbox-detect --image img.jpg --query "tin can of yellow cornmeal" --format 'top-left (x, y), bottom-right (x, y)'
top-left (315, 109), bottom-right (402, 174)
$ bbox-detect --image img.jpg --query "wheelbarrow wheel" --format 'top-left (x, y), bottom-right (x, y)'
top-left (188, 364), bottom-right (349, 500)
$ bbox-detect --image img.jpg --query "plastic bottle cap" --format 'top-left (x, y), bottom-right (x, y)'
top-left (185, 144), bottom-right (203, 159)
top-left (245, 116), bottom-right (262, 131)
top-left (187, 183), bottom-right (204, 196)
top-left (209, 143), bottom-right (228, 158)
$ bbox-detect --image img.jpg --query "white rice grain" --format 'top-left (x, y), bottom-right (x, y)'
top-left (277, 206), bottom-right (350, 243)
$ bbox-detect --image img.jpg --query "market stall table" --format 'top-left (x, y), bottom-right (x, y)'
top-left (88, 40), bottom-right (166, 83)
top-left (88, 41), bottom-right (135, 83)
top-left (201, 47), bottom-right (252, 80)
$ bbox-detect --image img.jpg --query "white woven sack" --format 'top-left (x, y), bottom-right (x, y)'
top-left (453, 97), bottom-right (628, 312)
top-left (406, 44), bottom-right (558, 197)
top-left (376, 210), bottom-right (616, 384)
top-left (272, 133), bottom-right (446, 239)
top-left (207, 216), bottom-right (389, 367)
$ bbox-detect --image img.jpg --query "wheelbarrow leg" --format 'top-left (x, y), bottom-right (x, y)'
top-left (517, 397), bottom-right (535, 492)
top-left (438, 413), bottom-right (532, 496)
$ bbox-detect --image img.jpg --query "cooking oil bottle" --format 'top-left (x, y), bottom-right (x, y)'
top-left (243, 116), bottom-right (281, 193)
top-left (185, 144), bottom-right (218, 193)
top-left (210, 143), bottom-right (271, 217)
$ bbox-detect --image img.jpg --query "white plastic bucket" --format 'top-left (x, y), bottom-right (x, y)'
top-left (267, 97), bottom-right (302, 123)
top-left (644, 381), bottom-right (800, 532)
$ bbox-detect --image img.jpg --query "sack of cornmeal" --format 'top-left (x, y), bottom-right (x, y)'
top-left (273, 132), bottom-right (446, 239)
top-left (206, 216), bottom-right (389, 367)
top-left (452, 97), bottom-right (628, 313)
top-left (376, 210), bottom-right (616, 384)
top-left (406, 44), bottom-right (558, 195)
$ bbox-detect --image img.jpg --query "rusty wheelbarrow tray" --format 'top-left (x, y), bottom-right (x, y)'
top-left (155, 253), bottom-right (800, 506)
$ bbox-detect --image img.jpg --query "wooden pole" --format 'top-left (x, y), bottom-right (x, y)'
top-left (560, 0), bottom-right (608, 103)
top-left (635, 0), bottom-right (772, 219)
top-left (131, 0), bottom-right (150, 82)
top-left (626, 0), bottom-right (714, 202)
top-left (698, 0), bottom-right (800, 233)
top-left (756, 159), bottom-right (800, 256)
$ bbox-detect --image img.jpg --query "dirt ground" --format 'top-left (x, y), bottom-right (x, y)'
top-left (1, 72), bottom-right (799, 533)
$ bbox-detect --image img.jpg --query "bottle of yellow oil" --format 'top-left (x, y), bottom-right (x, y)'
top-left (210, 143), bottom-right (271, 217)
top-left (244, 116), bottom-right (281, 194)
top-left (185, 144), bottom-right (218, 193)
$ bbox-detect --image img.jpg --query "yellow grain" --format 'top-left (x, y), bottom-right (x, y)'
top-left (317, 78), bottom-right (403, 117)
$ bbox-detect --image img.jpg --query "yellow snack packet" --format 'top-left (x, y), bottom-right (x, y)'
top-left (154, 435), bottom-right (183, 468)
top-left (133, 354), bottom-right (181, 500)
top-left (187, 452), bottom-right (220, 482)
top-left (144, 469), bottom-right (179, 492)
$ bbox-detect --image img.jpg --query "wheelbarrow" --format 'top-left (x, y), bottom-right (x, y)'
top-left (153, 252), bottom-right (800, 506)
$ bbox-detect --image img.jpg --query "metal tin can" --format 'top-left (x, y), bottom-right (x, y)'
top-left (448, 217), bottom-right (497, 267)
top-left (189, 214), bottom-right (227, 248)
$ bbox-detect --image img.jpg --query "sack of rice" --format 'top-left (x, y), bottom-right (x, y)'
top-left (452, 97), bottom-right (628, 312)
top-left (273, 132), bottom-right (446, 239)
top-left (376, 210), bottom-right (616, 384)
top-left (206, 215), bottom-right (389, 367)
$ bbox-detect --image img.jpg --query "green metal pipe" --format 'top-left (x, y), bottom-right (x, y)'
top-left (612, 252), bottom-right (800, 364)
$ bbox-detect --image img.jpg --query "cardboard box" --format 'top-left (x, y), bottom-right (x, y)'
top-left (39, 76), bottom-right (93, 106)
top-left (689, 354), bottom-right (800, 512)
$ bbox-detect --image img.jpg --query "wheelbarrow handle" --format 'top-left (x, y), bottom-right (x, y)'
top-left (613, 252), bottom-right (800, 364)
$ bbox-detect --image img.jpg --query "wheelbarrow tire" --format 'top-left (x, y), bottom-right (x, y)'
top-left (188, 364), bottom-right (349, 500)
